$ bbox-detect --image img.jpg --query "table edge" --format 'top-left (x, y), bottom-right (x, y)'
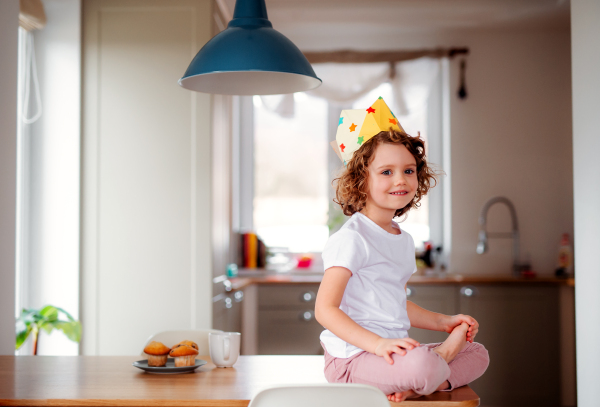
top-left (0, 400), bottom-right (250, 407)
top-left (1, 397), bottom-right (480, 407)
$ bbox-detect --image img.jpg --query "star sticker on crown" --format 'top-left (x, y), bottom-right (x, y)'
top-left (333, 97), bottom-right (406, 164)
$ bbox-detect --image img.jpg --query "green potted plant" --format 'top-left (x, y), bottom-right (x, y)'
top-left (15, 305), bottom-right (82, 355)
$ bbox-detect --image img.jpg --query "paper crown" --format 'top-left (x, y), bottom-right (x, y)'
top-left (332, 97), bottom-right (405, 164)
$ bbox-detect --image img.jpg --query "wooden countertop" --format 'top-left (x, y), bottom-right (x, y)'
top-left (0, 355), bottom-right (479, 407)
top-left (230, 270), bottom-right (574, 289)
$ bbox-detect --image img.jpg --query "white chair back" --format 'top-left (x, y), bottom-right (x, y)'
top-left (248, 384), bottom-right (389, 407)
top-left (141, 329), bottom-right (223, 356)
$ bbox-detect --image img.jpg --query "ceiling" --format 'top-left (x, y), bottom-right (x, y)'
top-left (221, 0), bottom-right (570, 49)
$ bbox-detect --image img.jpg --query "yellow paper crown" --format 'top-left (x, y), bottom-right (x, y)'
top-left (332, 97), bottom-right (404, 164)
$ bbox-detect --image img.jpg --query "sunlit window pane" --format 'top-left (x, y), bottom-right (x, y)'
top-left (253, 94), bottom-right (329, 252)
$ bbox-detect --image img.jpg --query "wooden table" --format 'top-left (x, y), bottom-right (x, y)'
top-left (0, 356), bottom-right (479, 406)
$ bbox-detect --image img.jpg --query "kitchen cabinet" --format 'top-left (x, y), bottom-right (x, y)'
top-left (238, 276), bottom-right (573, 407)
top-left (406, 283), bottom-right (564, 407)
top-left (455, 284), bottom-right (561, 407)
top-left (212, 290), bottom-right (244, 334)
top-left (241, 283), bottom-right (323, 355)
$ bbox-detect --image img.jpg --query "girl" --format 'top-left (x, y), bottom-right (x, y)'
top-left (315, 110), bottom-right (489, 403)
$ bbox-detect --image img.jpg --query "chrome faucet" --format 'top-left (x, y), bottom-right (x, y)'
top-left (476, 196), bottom-right (522, 276)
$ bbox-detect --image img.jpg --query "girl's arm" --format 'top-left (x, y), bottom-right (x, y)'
top-left (405, 283), bottom-right (480, 341)
top-left (315, 267), bottom-right (381, 352)
top-left (315, 267), bottom-right (419, 364)
top-left (406, 298), bottom-right (447, 331)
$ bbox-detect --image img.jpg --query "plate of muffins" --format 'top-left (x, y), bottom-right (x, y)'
top-left (133, 340), bottom-right (207, 374)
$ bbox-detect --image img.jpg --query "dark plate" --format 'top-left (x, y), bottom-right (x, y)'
top-left (132, 358), bottom-right (207, 374)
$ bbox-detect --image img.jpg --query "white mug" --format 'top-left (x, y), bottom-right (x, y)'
top-left (209, 332), bottom-right (241, 368)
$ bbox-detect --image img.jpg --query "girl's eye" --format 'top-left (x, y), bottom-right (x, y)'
top-left (382, 170), bottom-right (392, 175)
top-left (405, 169), bottom-right (415, 174)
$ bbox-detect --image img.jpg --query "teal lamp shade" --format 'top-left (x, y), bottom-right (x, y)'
top-left (178, 0), bottom-right (322, 95)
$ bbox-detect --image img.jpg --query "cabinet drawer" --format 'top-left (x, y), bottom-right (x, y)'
top-left (258, 309), bottom-right (324, 355)
top-left (258, 284), bottom-right (319, 309)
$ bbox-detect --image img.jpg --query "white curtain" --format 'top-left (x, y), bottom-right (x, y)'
top-left (260, 57), bottom-right (440, 117)
top-left (309, 62), bottom-right (391, 104)
top-left (259, 93), bottom-right (295, 118)
top-left (390, 57), bottom-right (440, 116)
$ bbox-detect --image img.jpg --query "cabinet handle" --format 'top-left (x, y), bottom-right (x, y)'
top-left (234, 291), bottom-right (244, 302)
top-left (223, 279), bottom-right (233, 292)
top-left (299, 311), bottom-right (314, 322)
top-left (300, 291), bottom-right (315, 302)
top-left (460, 286), bottom-right (478, 297)
top-left (406, 287), bottom-right (414, 297)
top-left (225, 297), bottom-right (233, 309)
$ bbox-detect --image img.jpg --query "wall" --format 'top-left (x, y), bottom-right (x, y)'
top-left (81, 0), bottom-right (213, 355)
top-left (0, 0), bottom-right (19, 355)
top-left (445, 29), bottom-right (573, 276)
top-left (572, 1), bottom-right (600, 406)
top-left (293, 27), bottom-right (573, 276)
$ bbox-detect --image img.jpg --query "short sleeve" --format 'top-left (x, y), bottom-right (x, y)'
top-left (321, 229), bottom-right (368, 275)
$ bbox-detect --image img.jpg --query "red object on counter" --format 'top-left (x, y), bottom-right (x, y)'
top-left (521, 270), bottom-right (537, 279)
top-left (296, 255), bottom-right (313, 268)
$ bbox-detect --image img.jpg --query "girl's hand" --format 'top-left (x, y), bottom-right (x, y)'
top-left (441, 314), bottom-right (479, 343)
top-left (374, 337), bottom-right (420, 365)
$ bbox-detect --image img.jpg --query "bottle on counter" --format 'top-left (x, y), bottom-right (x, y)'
top-left (555, 233), bottom-right (573, 278)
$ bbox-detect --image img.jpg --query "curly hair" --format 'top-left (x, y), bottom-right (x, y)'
top-left (333, 129), bottom-right (442, 219)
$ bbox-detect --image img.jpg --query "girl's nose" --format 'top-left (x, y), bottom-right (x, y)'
top-left (395, 175), bottom-right (407, 186)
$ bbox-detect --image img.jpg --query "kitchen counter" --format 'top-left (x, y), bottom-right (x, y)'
top-left (230, 269), bottom-right (574, 289)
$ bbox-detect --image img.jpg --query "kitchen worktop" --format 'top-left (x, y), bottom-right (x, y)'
top-left (229, 269), bottom-right (574, 289)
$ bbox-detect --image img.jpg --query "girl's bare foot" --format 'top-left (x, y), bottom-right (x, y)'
top-left (433, 322), bottom-right (469, 364)
top-left (387, 380), bottom-right (450, 402)
top-left (387, 389), bottom-right (420, 403)
top-left (436, 380), bottom-right (450, 391)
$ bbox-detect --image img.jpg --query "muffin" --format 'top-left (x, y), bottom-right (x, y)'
top-left (169, 344), bottom-right (199, 367)
top-left (173, 340), bottom-right (198, 351)
top-left (143, 341), bottom-right (171, 367)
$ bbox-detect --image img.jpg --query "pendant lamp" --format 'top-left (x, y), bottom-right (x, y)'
top-left (178, 0), bottom-right (322, 95)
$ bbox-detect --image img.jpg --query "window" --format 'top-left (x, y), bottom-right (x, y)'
top-left (14, 5), bottom-right (82, 355)
top-left (253, 94), bottom-right (330, 253)
top-left (242, 60), bottom-right (448, 255)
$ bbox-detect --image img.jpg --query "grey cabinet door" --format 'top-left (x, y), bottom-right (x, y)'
top-left (213, 292), bottom-right (243, 334)
top-left (406, 285), bottom-right (457, 344)
top-left (458, 285), bottom-right (560, 407)
top-left (257, 284), bottom-right (323, 355)
top-left (258, 310), bottom-right (324, 355)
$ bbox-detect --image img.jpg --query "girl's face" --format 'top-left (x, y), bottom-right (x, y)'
top-left (365, 143), bottom-right (419, 217)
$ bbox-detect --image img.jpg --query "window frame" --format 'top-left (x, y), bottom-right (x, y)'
top-left (235, 59), bottom-right (450, 262)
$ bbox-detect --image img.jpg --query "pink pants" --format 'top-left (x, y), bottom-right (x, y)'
top-left (323, 341), bottom-right (490, 396)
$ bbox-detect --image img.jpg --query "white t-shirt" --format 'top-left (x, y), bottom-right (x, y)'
top-left (319, 212), bottom-right (418, 358)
